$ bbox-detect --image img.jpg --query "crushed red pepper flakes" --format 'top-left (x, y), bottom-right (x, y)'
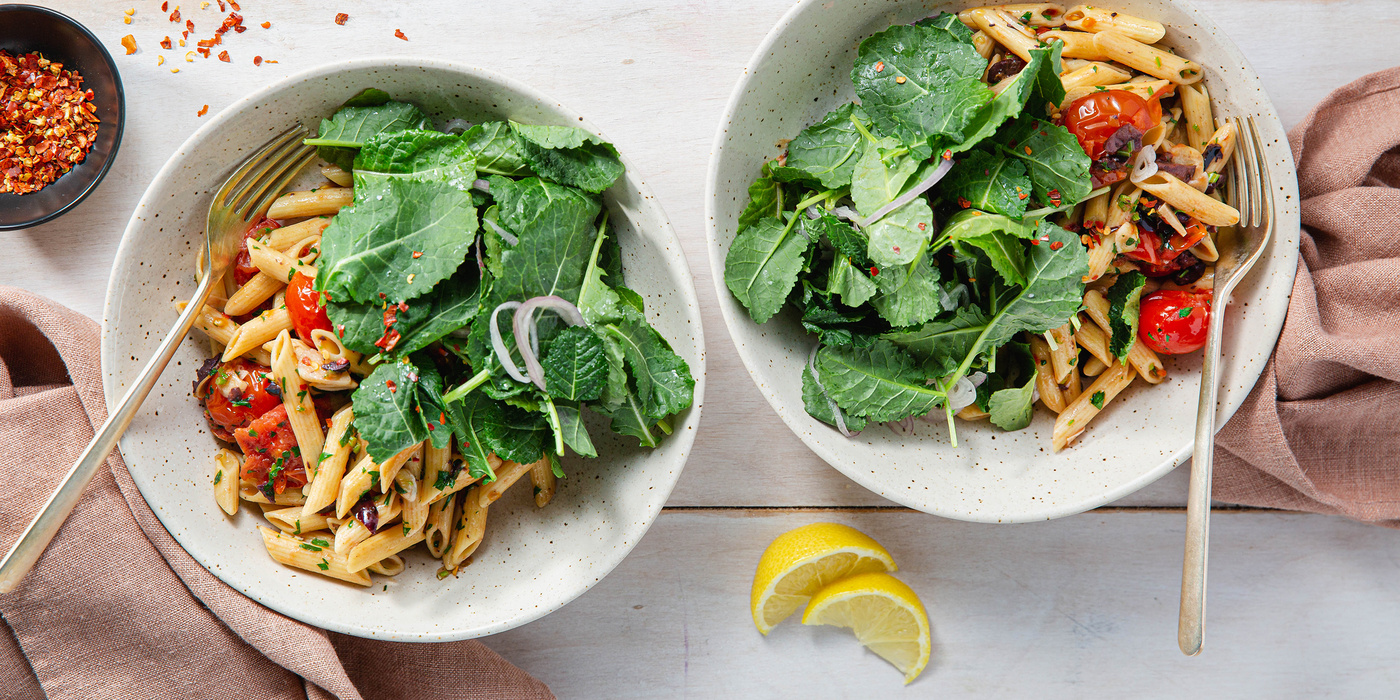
top-left (0, 51), bottom-right (101, 195)
top-left (411, 250), bottom-right (422, 259)
top-left (261, 21), bottom-right (270, 28)
top-left (218, 50), bottom-right (231, 62)
top-left (162, 1), bottom-right (169, 11)
top-left (1049, 241), bottom-right (1065, 251)
top-left (120, 35), bottom-right (137, 54)
top-left (169, 6), bottom-right (180, 23)
top-left (394, 29), bottom-right (407, 40)
top-left (253, 55), bottom-right (262, 66)
top-left (186, 19), bottom-right (194, 32)
top-left (159, 36), bottom-right (172, 49)
top-left (230, 0), bottom-right (240, 9)
top-left (335, 13), bottom-right (349, 25)
top-left (217, 0), bottom-right (225, 9)
top-left (197, 104), bottom-right (208, 117)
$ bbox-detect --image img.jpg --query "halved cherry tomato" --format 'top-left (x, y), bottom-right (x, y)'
top-left (232, 216), bottom-right (282, 286)
top-left (1138, 290), bottom-right (1211, 354)
top-left (234, 404), bottom-right (308, 496)
top-left (286, 272), bottom-right (332, 341)
top-left (1121, 227), bottom-right (1163, 267)
top-left (1063, 90), bottom-right (1162, 159)
top-left (1160, 215), bottom-right (1207, 262)
top-left (199, 358), bottom-right (282, 441)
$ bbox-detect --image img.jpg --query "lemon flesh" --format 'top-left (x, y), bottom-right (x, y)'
top-left (750, 523), bottom-right (897, 635)
top-left (802, 572), bottom-right (931, 684)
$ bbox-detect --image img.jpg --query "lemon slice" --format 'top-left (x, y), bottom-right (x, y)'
top-left (802, 571), bottom-right (931, 684)
top-left (750, 523), bottom-right (897, 635)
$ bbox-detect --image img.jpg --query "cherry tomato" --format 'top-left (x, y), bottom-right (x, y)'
top-left (199, 358), bottom-right (282, 441)
top-left (232, 216), bottom-right (282, 286)
top-left (286, 272), bottom-right (332, 341)
top-left (1121, 227), bottom-right (1163, 267)
top-left (1138, 290), bottom-right (1211, 354)
top-left (1160, 215), bottom-right (1207, 262)
top-left (1063, 90), bottom-right (1162, 159)
top-left (234, 404), bottom-right (308, 496)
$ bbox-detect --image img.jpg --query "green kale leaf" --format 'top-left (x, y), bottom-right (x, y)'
top-left (851, 24), bottom-right (992, 149)
top-left (351, 358), bottom-right (429, 462)
top-left (999, 116), bottom-right (1093, 206)
top-left (541, 325), bottom-right (608, 402)
top-left (308, 99), bottom-right (434, 171)
top-left (782, 103), bottom-right (871, 189)
top-left (724, 216), bottom-right (809, 323)
top-left (802, 361), bottom-right (868, 432)
top-left (510, 123), bottom-right (625, 194)
top-left (815, 340), bottom-right (944, 422)
top-left (461, 122), bottom-right (533, 177)
top-left (600, 306), bottom-right (694, 421)
top-left (1106, 270), bottom-right (1147, 362)
top-left (940, 150), bottom-right (1032, 218)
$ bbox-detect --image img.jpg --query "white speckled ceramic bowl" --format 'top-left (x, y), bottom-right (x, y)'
top-left (705, 1), bottom-right (1298, 523)
top-left (102, 58), bottom-right (704, 640)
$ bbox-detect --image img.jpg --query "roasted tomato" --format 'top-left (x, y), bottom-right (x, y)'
top-left (286, 272), bottom-right (332, 341)
top-left (1159, 215), bottom-right (1208, 263)
top-left (1064, 90), bottom-right (1162, 159)
top-left (1138, 290), bottom-right (1211, 354)
top-left (198, 358), bottom-right (282, 441)
top-left (234, 404), bottom-right (309, 496)
top-left (232, 216), bottom-right (282, 286)
top-left (1121, 227), bottom-right (1164, 267)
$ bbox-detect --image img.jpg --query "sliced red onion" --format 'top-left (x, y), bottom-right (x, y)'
top-left (473, 178), bottom-right (490, 192)
top-left (805, 205), bottom-right (822, 220)
top-left (443, 118), bottom-right (473, 134)
top-left (946, 374), bottom-right (979, 412)
top-left (474, 233), bottom-right (485, 273)
top-left (858, 157), bottom-right (954, 226)
top-left (484, 217), bottom-right (518, 246)
top-left (489, 301), bottom-right (530, 383)
top-left (831, 206), bottom-right (863, 229)
top-left (808, 345), bottom-right (854, 437)
top-left (1129, 146), bottom-right (1159, 185)
top-left (513, 296), bottom-right (587, 391)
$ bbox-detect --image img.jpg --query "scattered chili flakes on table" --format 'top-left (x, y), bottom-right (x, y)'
top-left (120, 35), bottom-right (137, 55)
top-left (253, 55), bottom-right (262, 66)
top-left (218, 50), bottom-right (231, 62)
top-left (159, 36), bottom-right (172, 49)
top-left (335, 13), bottom-right (349, 25)
top-left (260, 21), bottom-right (270, 29)
top-left (0, 51), bottom-right (101, 195)
top-left (394, 29), bottom-right (407, 40)
top-left (197, 104), bottom-right (208, 117)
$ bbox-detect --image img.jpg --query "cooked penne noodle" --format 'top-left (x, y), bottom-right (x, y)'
top-left (1106, 182), bottom-right (1141, 230)
top-left (1041, 29), bottom-right (1108, 60)
top-left (425, 491), bottom-right (458, 558)
top-left (971, 30), bottom-right (996, 59)
top-left (446, 485), bottom-right (488, 570)
top-left (321, 164), bottom-right (353, 187)
top-left (1082, 188), bottom-right (1110, 230)
top-left (1047, 324), bottom-right (1076, 383)
top-left (419, 439), bottom-right (452, 504)
top-left (1063, 5), bottom-right (1164, 42)
top-left (221, 307), bottom-right (293, 362)
top-left (1058, 61), bottom-right (1132, 95)
top-left (1029, 336), bottom-right (1067, 413)
top-left (1052, 361), bottom-right (1135, 451)
top-left (1062, 359), bottom-right (1083, 402)
top-left (1135, 172), bottom-right (1239, 226)
top-left (336, 454), bottom-right (379, 519)
top-left (378, 442), bottom-right (420, 491)
top-left (308, 329), bottom-right (360, 375)
top-left (999, 4), bottom-right (1067, 27)
top-left (335, 493), bottom-right (401, 555)
top-left (1082, 289), bottom-right (1167, 384)
top-left (264, 216), bottom-right (333, 251)
top-left (1082, 356), bottom-right (1108, 376)
top-left (1202, 121), bottom-right (1237, 176)
top-left (223, 272), bottom-right (284, 316)
top-left (266, 187), bottom-right (353, 219)
top-left (1083, 235), bottom-right (1115, 283)
top-left (304, 404), bottom-right (354, 517)
top-left (478, 457), bottom-right (541, 507)
top-left (1189, 231), bottom-right (1220, 262)
top-left (264, 506), bottom-right (332, 535)
top-left (290, 335), bottom-right (357, 391)
top-left (1092, 30), bottom-right (1202, 84)
top-left (213, 448), bottom-right (240, 515)
top-left (259, 527), bottom-right (370, 586)
top-left (240, 483), bottom-right (306, 505)
top-left (1178, 83), bottom-right (1213, 151)
top-left (180, 302), bottom-right (273, 365)
top-left (269, 330), bottom-right (325, 479)
top-left (1073, 315), bottom-right (1113, 367)
top-left (967, 7), bottom-right (1038, 62)
top-left (530, 460), bottom-right (556, 508)
top-left (347, 527), bottom-right (425, 573)
top-left (368, 555), bottom-right (405, 576)
top-left (248, 237), bottom-right (319, 283)
top-left (957, 404), bottom-right (991, 420)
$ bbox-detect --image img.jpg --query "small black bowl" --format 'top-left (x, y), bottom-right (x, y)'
top-left (0, 4), bottom-right (124, 230)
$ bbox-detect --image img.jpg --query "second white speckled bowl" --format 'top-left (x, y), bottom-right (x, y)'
top-left (705, 0), bottom-right (1298, 523)
top-left (102, 58), bottom-right (704, 640)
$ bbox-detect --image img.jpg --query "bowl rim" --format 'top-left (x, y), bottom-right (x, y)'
top-left (0, 3), bottom-right (126, 231)
top-left (703, 0), bottom-right (1300, 522)
top-left (101, 55), bottom-right (705, 640)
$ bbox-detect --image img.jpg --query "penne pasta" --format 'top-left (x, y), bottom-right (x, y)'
top-left (1178, 83), bottom-right (1213, 151)
top-left (999, 4), bottom-right (1067, 27)
top-left (530, 459), bottom-right (556, 508)
top-left (303, 404), bottom-right (354, 517)
top-left (368, 554), bottom-right (405, 576)
top-left (1041, 29), bottom-right (1108, 60)
top-left (336, 454), bottom-right (379, 518)
top-left (267, 187), bottom-right (353, 219)
top-left (1058, 61), bottom-right (1132, 95)
top-left (445, 485), bottom-right (488, 570)
top-left (1052, 361), bottom-right (1135, 451)
top-left (1082, 356), bottom-right (1108, 376)
top-left (259, 527), bottom-right (369, 586)
top-left (1072, 315), bottom-right (1114, 367)
top-left (1135, 172), bottom-right (1239, 226)
top-left (347, 527), bottom-right (425, 573)
top-left (269, 330), bottom-right (325, 481)
top-left (478, 457), bottom-right (542, 507)
top-left (1062, 359), bottom-right (1083, 402)
top-left (1092, 30), bottom-right (1203, 84)
top-left (1062, 5), bottom-right (1165, 43)
top-left (264, 506), bottom-right (332, 536)
top-left (240, 483), bottom-right (306, 505)
top-left (1082, 289), bottom-right (1167, 384)
top-left (1106, 181), bottom-right (1141, 230)
top-left (1083, 234), bottom-right (1115, 283)
top-left (957, 404), bottom-right (991, 420)
top-left (1202, 121), bottom-right (1237, 176)
top-left (378, 442), bottom-right (420, 492)
top-left (967, 7), bottom-right (1038, 62)
top-left (213, 448), bottom-right (240, 515)
top-left (425, 492), bottom-right (458, 558)
top-left (1029, 336), bottom-right (1067, 414)
top-left (223, 272), bottom-right (284, 317)
top-left (179, 302), bottom-right (272, 365)
top-left (335, 493), bottom-right (401, 555)
top-left (971, 30), bottom-right (996, 59)
top-left (322, 164), bottom-right (353, 187)
top-left (248, 237), bottom-right (319, 283)
top-left (221, 307), bottom-right (293, 362)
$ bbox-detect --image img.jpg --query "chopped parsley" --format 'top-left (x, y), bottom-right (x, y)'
top-left (1090, 391), bottom-right (1106, 409)
top-left (299, 542), bottom-right (324, 552)
top-left (214, 470), bottom-right (223, 485)
top-left (317, 559), bottom-right (330, 571)
top-left (1178, 307), bottom-right (1193, 318)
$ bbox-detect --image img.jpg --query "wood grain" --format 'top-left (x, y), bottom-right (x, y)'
top-left (4, 0), bottom-right (1397, 513)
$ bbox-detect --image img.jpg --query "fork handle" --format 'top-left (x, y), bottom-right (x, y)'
top-left (0, 275), bottom-right (215, 594)
top-left (1178, 301), bottom-right (1229, 655)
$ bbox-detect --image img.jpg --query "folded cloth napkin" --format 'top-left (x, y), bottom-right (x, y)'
top-left (0, 286), bottom-right (554, 700)
top-left (1216, 67), bottom-right (1400, 525)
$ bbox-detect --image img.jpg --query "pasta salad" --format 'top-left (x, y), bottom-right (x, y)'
top-left (189, 89), bottom-right (695, 585)
top-left (723, 4), bottom-right (1238, 451)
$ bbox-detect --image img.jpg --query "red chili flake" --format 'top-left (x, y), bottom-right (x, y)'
top-left (892, 245), bottom-right (901, 254)
top-left (229, 0), bottom-right (240, 9)
top-left (427, 423), bottom-right (435, 431)
top-left (411, 250), bottom-right (422, 259)
top-left (218, 50), bottom-right (230, 62)
top-left (1023, 146), bottom-right (1033, 155)
top-left (261, 21), bottom-right (271, 28)
top-left (197, 47), bottom-right (211, 58)
top-left (253, 55), bottom-right (262, 66)
top-left (386, 379), bottom-right (397, 393)
top-left (0, 50), bottom-right (102, 194)
top-left (186, 19), bottom-right (194, 32)
top-left (917, 222), bottom-right (926, 231)
top-left (1048, 188), bottom-right (1062, 206)
top-left (394, 29), bottom-right (408, 40)
top-left (1031, 239), bottom-right (1041, 245)
top-left (197, 104), bottom-right (208, 117)
top-left (182, 31), bottom-right (189, 40)
top-left (170, 7), bottom-right (181, 23)
top-left (382, 305), bottom-right (400, 328)
top-left (956, 196), bottom-right (972, 209)
top-left (121, 35), bottom-right (137, 54)
top-left (218, 0), bottom-right (225, 10)
top-left (265, 59), bottom-right (278, 63)
top-left (335, 13), bottom-right (349, 25)
top-left (869, 266), bottom-right (879, 276)
top-left (1049, 241), bottom-right (1065, 251)
top-left (160, 36), bottom-right (173, 49)
top-left (942, 149), bottom-right (953, 160)
top-left (234, 24), bottom-right (246, 33)
top-left (439, 412), bottom-right (447, 425)
top-left (378, 292), bottom-right (387, 300)
top-left (162, 1), bottom-right (169, 10)
top-left (875, 61), bottom-right (884, 72)
top-left (337, 324), bottom-right (345, 338)
top-left (1017, 192), bottom-right (1029, 200)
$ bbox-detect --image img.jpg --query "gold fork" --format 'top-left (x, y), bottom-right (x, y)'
top-left (1178, 116), bottom-right (1275, 655)
top-left (0, 125), bottom-right (315, 593)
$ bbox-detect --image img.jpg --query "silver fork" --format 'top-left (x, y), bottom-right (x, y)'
top-left (1178, 116), bottom-right (1274, 655)
top-left (0, 125), bottom-right (314, 593)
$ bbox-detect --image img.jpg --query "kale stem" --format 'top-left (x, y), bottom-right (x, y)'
top-left (442, 368), bottom-right (491, 403)
top-left (945, 394), bottom-right (959, 448)
top-left (780, 190), bottom-right (840, 240)
top-left (850, 114), bottom-right (878, 144)
top-left (655, 417), bottom-right (673, 435)
top-left (544, 397), bottom-right (565, 457)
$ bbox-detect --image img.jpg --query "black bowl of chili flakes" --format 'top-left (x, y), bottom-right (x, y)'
top-left (0, 4), bottom-right (124, 230)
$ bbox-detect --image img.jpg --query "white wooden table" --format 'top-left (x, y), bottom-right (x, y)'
top-left (6, 1), bottom-right (1400, 696)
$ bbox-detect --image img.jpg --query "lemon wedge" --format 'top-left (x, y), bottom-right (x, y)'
top-left (802, 571), bottom-right (931, 684)
top-left (750, 522), bottom-right (897, 635)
